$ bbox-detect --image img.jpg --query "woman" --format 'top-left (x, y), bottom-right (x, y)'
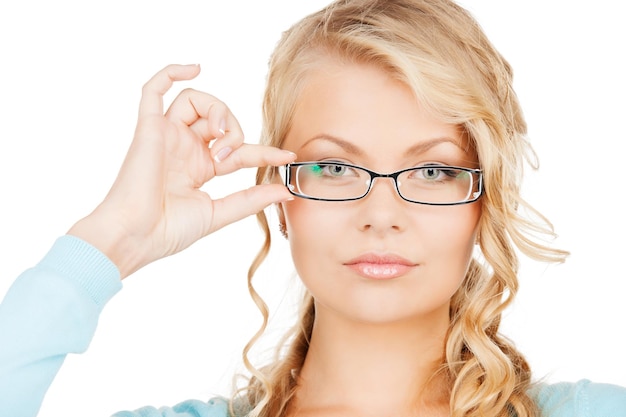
top-left (1, 1), bottom-right (625, 416)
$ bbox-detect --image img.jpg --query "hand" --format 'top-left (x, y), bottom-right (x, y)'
top-left (68, 64), bottom-right (296, 278)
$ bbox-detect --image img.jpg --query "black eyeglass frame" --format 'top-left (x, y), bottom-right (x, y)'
top-left (282, 161), bottom-right (484, 206)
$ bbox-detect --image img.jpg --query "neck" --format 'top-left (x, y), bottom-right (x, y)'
top-left (292, 303), bottom-right (451, 416)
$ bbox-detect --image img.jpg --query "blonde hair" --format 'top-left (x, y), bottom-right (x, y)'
top-left (234, 1), bottom-right (569, 416)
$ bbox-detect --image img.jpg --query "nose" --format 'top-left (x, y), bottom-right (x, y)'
top-left (357, 176), bottom-right (408, 234)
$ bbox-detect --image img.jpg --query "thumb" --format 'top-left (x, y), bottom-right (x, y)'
top-left (207, 184), bottom-right (293, 234)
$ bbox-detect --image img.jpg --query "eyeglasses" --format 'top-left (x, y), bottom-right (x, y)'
top-left (281, 161), bottom-right (483, 206)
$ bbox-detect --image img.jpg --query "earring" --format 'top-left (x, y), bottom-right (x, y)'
top-left (279, 223), bottom-right (288, 239)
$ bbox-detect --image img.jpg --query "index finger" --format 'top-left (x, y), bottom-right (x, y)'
top-left (138, 64), bottom-right (201, 118)
top-left (214, 144), bottom-right (297, 176)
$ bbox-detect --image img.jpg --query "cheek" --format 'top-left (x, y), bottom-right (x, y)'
top-left (428, 204), bottom-right (481, 271)
top-left (409, 206), bottom-right (481, 311)
top-left (282, 201), bottom-right (344, 273)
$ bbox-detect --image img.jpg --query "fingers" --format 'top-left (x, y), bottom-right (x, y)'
top-left (209, 184), bottom-right (294, 233)
top-left (213, 143), bottom-right (296, 176)
top-left (208, 108), bottom-right (244, 163)
top-left (166, 89), bottom-right (241, 137)
top-left (136, 64), bottom-right (296, 190)
top-left (138, 64), bottom-right (201, 118)
top-left (165, 88), bottom-right (246, 163)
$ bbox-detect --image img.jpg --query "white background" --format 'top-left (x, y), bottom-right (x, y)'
top-left (0, 1), bottom-right (624, 415)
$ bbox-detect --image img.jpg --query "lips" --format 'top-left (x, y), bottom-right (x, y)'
top-left (344, 253), bottom-right (417, 280)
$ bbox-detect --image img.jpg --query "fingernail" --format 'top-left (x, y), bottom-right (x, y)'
top-left (218, 119), bottom-right (226, 137)
top-left (214, 146), bottom-right (232, 163)
top-left (284, 150), bottom-right (296, 158)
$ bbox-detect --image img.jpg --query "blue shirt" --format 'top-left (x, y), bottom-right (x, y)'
top-left (1, 236), bottom-right (625, 416)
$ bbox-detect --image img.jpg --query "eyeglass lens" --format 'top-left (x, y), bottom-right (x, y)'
top-left (291, 162), bottom-right (479, 204)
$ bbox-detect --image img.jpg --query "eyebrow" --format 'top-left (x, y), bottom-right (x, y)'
top-left (299, 134), bottom-right (465, 157)
top-left (300, 134), bottom-right (363, 155)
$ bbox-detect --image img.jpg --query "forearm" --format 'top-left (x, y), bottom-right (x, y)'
top-left (0, 235), bottom-right (121, 417)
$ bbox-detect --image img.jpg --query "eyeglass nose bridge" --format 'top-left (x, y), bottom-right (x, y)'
top-left (362, 170), bottom-right (404, 200)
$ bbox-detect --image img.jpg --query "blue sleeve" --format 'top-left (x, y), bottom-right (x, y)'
top-left (534, 379), bottom-right (626, 416)
top-left (112, 398), bottom-right (230, 417)
top-left (0, 235), bottom-right (122, 417)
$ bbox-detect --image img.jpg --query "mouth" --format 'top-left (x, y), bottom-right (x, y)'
top-left (344, 253), bottom-right (417, 280)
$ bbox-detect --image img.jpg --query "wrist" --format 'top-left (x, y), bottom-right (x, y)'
top-left (67, 209), bottom-right (145, 280)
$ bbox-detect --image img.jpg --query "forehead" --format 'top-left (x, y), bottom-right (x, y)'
top-left (282, 59), bottom-right (475, 165)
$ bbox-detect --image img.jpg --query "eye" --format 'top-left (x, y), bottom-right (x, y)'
top-left (325, 164), bottom-right (348, 176)
top-left (422, 167), bottom-right (443, 181)
top-left (311, 163), bottom-right (358, 177)
top-left (409, 165), bottom-right (461, 182)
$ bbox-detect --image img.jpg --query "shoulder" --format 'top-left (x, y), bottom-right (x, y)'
top-left (531, 379), bottom-right (626, 417)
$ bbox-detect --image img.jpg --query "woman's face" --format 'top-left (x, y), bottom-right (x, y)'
top-left (280, 59), bottom-right (481, 326)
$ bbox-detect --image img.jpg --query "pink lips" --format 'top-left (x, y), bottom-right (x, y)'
top-left (344, 253), bottom-right (417, 280)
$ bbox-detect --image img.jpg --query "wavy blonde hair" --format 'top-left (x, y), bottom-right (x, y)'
top-left (232, 1), bottom-right (569, 416)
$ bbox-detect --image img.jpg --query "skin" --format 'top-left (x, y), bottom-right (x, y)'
top-left (279, 59), bottom-right (481, 416)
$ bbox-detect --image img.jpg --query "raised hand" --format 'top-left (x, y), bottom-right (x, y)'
top-left (68, 64), bottom-right (295, 278)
